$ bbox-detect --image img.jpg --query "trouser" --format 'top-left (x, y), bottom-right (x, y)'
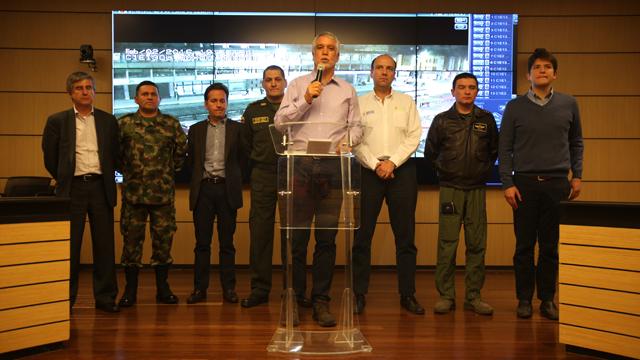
top-left (353, 162), bottom-right (418, 296)
top-left (69, 177), bottom-right (118, 306)
top-left (282, 157), bottom-right (341, 302)
top-left (248, 166), bottom-right (285, 297)
top-left (512, 175), bottom-right (570, 302)
top-left (120, 201), bottom-right (176, 266)
top-left (193, 180), bottom-right (237, 292)
top-left (435, 186), bottom-right (487, 302)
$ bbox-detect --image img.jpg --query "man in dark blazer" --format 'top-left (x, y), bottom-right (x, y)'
top-left (42, 71), bottom-right (119, 313)
top-left (186, 82), bottom-right (245, 304)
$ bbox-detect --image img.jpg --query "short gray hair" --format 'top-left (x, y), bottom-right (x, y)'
top-left (66, 71), bottom-right (95, 93)
top-left (312, 31), bottom-right (341, 54)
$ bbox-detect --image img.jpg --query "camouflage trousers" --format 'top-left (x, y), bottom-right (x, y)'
top-left (120, 201), bottom-right (177, 267)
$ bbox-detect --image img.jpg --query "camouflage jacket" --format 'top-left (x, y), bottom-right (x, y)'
top-left (118, 111), bottom-right (187, 205)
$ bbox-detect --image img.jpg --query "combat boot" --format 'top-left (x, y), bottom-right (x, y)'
top-left (118, 266), bottom-right (139, 307)
top-left (155, 264), bottom-right (179, 304)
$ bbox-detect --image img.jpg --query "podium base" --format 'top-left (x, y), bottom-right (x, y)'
top-left (267, 328), bottom-right (372, 354)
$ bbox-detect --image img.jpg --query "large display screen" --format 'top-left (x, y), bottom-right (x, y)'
top-left (112, 11), bottom-right (518, 184)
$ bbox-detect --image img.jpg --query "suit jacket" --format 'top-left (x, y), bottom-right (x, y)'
top-left (187, 119), bottom-right (245, 211)
top-left (42, 108), bottom-right (119, 207)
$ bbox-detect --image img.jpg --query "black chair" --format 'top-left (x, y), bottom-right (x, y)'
top-left (1, 176), bottom-right (54, 197)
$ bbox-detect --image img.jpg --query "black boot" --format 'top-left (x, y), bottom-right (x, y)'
top-left (155, 265), bottom-right (179, 304)
top-left (118, 266), bottom-right (139, 308)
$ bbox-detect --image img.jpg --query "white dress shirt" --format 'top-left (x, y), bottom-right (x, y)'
top-left (354, 90), bottom-right (422, 170)
top-left (74, 106), bottom-right (102, 176)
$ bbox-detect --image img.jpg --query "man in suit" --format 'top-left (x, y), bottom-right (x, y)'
top-left (186, 83), bottom-right (246, 304)
top-left (42, 71), bottom-right (119, 313)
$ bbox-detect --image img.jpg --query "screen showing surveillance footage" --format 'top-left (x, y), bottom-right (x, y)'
top-left (112, 11), bottom-right (518, 183)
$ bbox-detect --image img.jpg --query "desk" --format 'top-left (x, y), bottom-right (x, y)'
top-left (559, 201), bottom-right (640, 359)
top-left (0, 197), bottom-right (70, 354)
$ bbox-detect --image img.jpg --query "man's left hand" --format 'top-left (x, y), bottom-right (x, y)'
top-left (569, 178), bottom-right (582, 200)
top-left (375, 160), bottom-right (396, 180)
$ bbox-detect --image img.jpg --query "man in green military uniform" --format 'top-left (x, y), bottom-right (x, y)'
top-left (117, 80), bottom-right (188, 307)
top-left (240, 65), bottom-right (288, 308)
top-left (425, 73), bottom-right (499, 315)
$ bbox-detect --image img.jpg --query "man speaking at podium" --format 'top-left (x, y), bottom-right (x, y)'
top-left (275, 31), bottom-right (362, 327)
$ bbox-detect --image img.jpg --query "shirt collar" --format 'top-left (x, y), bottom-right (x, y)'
top-left (208, 117), bottom-right (226, 126)
top-left (527, 87), bottom-right (554, 100)
top-left (373, 89), bottom-right (394, 102)
top-left (73, 105), bottom-right (94, 117)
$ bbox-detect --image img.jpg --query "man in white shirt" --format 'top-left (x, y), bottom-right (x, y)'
top-left (352, 54), bottom-right (424, 315)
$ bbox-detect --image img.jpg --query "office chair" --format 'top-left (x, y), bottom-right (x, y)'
top-left (1, 176), bottom-right (54, 197)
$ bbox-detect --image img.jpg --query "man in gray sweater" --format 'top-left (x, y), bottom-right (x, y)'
top-left (499, 48), bottom-right (584, 320)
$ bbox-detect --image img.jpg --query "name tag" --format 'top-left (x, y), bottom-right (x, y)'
top-left (252, 116), bottom-right (270, 125)
top-left (473, 123), bottom-right (487, 132)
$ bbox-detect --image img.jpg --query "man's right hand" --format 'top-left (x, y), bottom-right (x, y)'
top-left (504, 186), bottom-right (522, 209)
top-left (304, 81), bottom-right (323, 104)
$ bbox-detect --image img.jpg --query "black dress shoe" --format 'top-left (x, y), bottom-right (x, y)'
top-left (312, 301), bottom-right (337, 327)
top-left (118, 294), bottom-right (136, 308)
top-left (354, 294), bottom-right (366, 314)
top-left (540, 300), bottom-right (559, 320)
top-left (156, 293), bottom-right (179, 304)
top-left (400, 296), bottom-right (425, 315)
top-left (95, 301), bottom-right (120, 313)
top-left (517, 300), bottom-right (533, 318)
top-left (223, 289), bottom-right (239, 303)
top-left (296, 295), bottom-right (313, 308)
top-left (187, 289), bottom-right (207, 304)
top-left (240, 294), bottom-right (269, 308)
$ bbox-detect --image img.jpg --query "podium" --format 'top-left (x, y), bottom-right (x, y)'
top-left (266, 122), bottom-right (372, 354)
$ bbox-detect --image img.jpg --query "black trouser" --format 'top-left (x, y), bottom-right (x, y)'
top-left (193, 180), bottom-right (237, 292)
top-left (69, 176), bottom-right (118, 306)
top-left (248, 166), bottom-right (286, 298)
top-left (283, 158), bottom-right (342, 302)
top-left (353, 162), bottom-right (418, 296)
top-left (512, 175), bottom-right (570, 302)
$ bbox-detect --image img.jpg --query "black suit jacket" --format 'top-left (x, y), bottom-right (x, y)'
top-left (42, 108), bottom-right (119, 207)
top-left (187, 119), bottom-right (245, 211)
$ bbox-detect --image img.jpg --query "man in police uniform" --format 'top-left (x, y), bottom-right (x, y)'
top-left (117, 80), bottom-right (188, 307)
top-left (240, 65), bottom-right (288, 308)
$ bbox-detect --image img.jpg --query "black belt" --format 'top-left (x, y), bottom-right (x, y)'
top-left (516, 174), bottom-right (554, 182)
top-left (74, 173), bottom-right (102, 181)
top-left (203, 176), bottom-right (225, 184)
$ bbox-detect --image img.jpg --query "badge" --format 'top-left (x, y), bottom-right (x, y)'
top-left (252, 116), bottom-right (270, 124)
top-left (473, 123), bottom-right (487, 132)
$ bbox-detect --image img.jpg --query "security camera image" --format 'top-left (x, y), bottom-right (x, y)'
top-left (112, 12), bottom-right (518, 160)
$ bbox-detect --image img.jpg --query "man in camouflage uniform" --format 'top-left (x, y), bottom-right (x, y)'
top-left (240, 65), bottom-right (287, 308)
top-left (117, 80), bottom-right (188, 306)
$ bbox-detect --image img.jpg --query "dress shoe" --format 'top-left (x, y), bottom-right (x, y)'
top-left (95, 301), bottom-right (120, 313)
top-left (223, 289), bottom-right (239, 303)
top-left (517, 300), bottom-right (532, 318)
top-left (313, 301), bottom-right (337, 327)
top-left (118, 294), bottom-right (136, 308)
top-left (241, 294), bottom-right (269, 308)
top-left (434, 298), bottom-right (455, 314)
top-left (464, 298), bottom-right (494, 316)
top-left (296, 295), bottom-right (313, 308)
top-left (187, 289), bottom-right (207, 304)
top-left (540, 300), bottom-right (559, 320)
top-left (354, 294), bottom-right (366, 314)
top-left (401, 296), bottom-right (425, 315)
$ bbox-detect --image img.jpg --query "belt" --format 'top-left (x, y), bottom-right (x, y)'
top-left (74, 173), bottom-right (102, 181)
top-left (517, 174), bottom-right (554, 182)
top-left (203, 176), bottom-right (225, 184)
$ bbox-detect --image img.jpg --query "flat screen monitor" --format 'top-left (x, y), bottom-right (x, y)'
top-left (112, 11), bottom-right (518, 184)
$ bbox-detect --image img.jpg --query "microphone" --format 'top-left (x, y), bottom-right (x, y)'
top-left (313, 64), bottom-right (324, 98)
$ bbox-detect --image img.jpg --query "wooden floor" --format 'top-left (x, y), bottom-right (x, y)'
top-left (24, 269), bottom-right (594, 360)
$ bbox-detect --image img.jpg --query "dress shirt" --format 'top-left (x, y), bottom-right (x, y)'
top-left (274, 72), bottom-right (362, 151)
top-left (73, 106), bottom-right (101, 175)
top-left (204, 118), bottom-right (226, 178)
top-left (354, 90), bottom-right (422, 170)
top-left (526, 87), bottom-right (554, 106)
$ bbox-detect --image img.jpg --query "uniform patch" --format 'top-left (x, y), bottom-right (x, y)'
top-left (260, 102), bottom-right (267, 106)
top-left (473, 122), bottom-right (487, 132)
top-left (252, 116), bottom-right (270, 124)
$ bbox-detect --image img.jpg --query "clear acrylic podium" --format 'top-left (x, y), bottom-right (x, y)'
top-left (266, 123), bottom-right (372, 354)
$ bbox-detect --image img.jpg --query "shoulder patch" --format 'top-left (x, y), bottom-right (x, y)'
top-left (473, 123), bottom-right (488, 132)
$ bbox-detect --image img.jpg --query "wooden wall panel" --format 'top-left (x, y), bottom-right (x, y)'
top-left (578, 96), bottom-right (640, 139)
top-left (0, 93), bottom-right (113, 135)
top-left (559, 325), bottom-right (640, 360)
top-left (0, 49), bottom-right (112, 92)
top-left (516, 54), bottom-right (640, 96)
top-left (0, 136), bottom-right (48, 178)
top-left (582, 139), bottom-right (640, 181)
top-left (0, 261), bottom-right (69, 288)
top-left (0, 12), bottom-right (111, 49)
top-left (518, 16), bottom-right (640, 53)
top-left (0, 221), bottom-right (69, 244)
top-left (579, 182), bottom-right (640, 202)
